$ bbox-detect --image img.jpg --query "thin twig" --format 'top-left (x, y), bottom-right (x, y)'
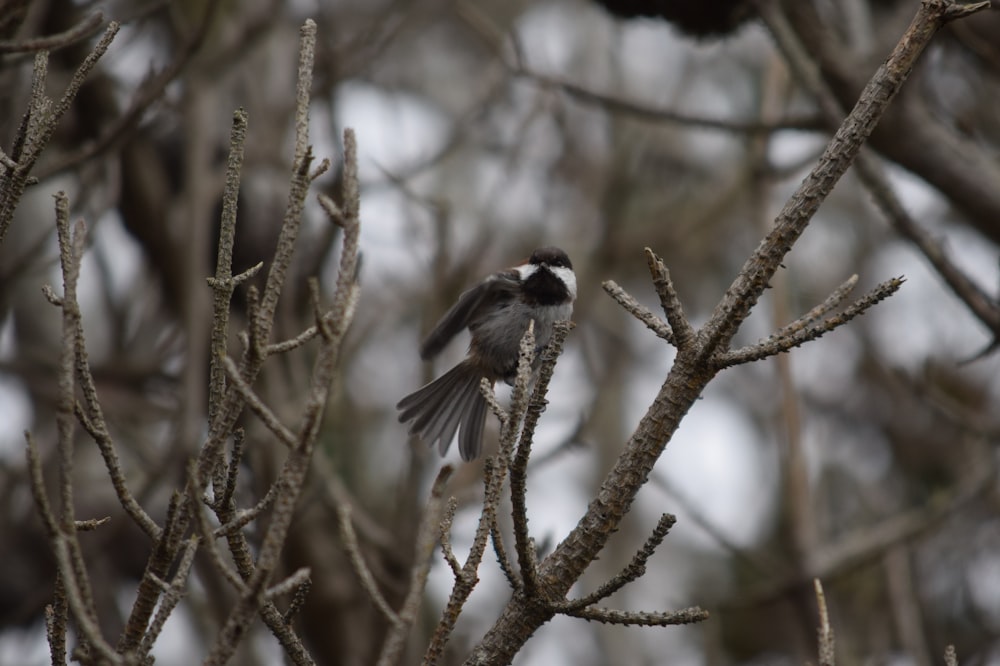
top-left (252, 22), bottom-right (317, 350)
top-left (0, 22), bottom-right (119, 244)
top-left (220, 355), bottom-right (297, 448)
top-left (438, 497), bottom-right (462, 578)
top-left (645, 249), bottom-right (695, 351)
top-left (208, 109), bottom-right (249, 428)
top-left (815, 579), bottom-right (835, 666)
top-left (507, 319), bottom-right (573, 600)
top-left (29, 431), bottom-right (69, 664)
top-left (336, 503), bottom-right (399, 625)
top-left (489, 510), bottom-right (521, 593)
top-left (118, 491), bottom-right (185, 653)
top-left (425, 459), bottom-right (505, 664)
top-left (71, 398), bottom-right (160, 540)
top-left (24, 432), bottom-right (59, 536)
top-left (215, 428), bottom-right (245, 513)
top-left (560, 605), bottom-right (709, 627)
top-left (44, 584), bottom-right (67, 665)
top-left (517, 320), bottom-right (573, 457)
top-left (51, 536), bottom-right (123, 664)
top-left (50, 196), bottom-right (106, 655)
top-left (377, 465), bottom-right (454, 666)
top-left (771, 274), bottom-right (859, 340)
top-left (550, 514), bottom-right (675, 612)
top-left (213, 481), bottom-right (280, 538)
top-left (266, 568), bottom-right (312, 600)
top-left (602, 280), bottom-right (674, 343)
top-left (0, 12), bottom-right (104, 53)
top-left (53, 196), bottom-right (82, 533)
top-left (506, 323), bottom-right (540, 598)
top-left (138, 536), bottom-right (200, 658)
top-left (74, 517), bottom-right (111, 531)
top-left (282, 577), bottom-right (312, 625)
top-left (188, 466), bottom-right (248, 594)
top-left (714, 277), bottom-right (904, 368)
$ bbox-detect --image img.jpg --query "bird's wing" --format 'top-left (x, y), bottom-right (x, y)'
top-left (419, 269), bottom-right (520, 360)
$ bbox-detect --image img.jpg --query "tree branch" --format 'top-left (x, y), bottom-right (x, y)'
top-left (466, 2), bottom-right (968, 661)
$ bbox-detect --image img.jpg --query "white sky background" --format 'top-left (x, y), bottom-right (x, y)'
top-left (3, 2), bottom-right (1000, 665)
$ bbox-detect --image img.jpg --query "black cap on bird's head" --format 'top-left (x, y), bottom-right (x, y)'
top-left (528, 246), bottom-right (572, 270)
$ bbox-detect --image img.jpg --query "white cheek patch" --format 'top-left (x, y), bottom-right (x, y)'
top-left (551, 266), bottom-right (577, 300)
top-left (515, 263), bottom-right (538, 280)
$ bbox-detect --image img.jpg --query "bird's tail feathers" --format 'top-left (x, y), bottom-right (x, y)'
top-left (397, 360), bottom-right (490, 461)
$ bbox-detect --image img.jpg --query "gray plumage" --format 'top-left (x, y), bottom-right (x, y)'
top-left (397, 247), bottom-right (575, 461)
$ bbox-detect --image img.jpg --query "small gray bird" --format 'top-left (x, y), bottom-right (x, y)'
top-left (397, 247), bottom-right (576, 460)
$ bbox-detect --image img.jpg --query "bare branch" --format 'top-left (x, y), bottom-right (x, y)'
top-left (815, 579), bottom-right (835, 666)
top-left (714, 277), bottom-right (904, 369)
top-left (507, 322), bottom-right (540, 597)
top-left (0, 12), bottom-right (104, 54)
top-left (207, 109), bottom-right (249, 427)
top-left (489, 510), bottom-right (521, 593)
top-left (426, 459), bottom-right (504, 664)
top-left (213, 481), bottom-right (279, 538)
top-left (189, 467), bottom-right (248, 594)
top-left (25, 432), bottom-right (59, 537)
top-left (468, 1), bottom-right (960, 659)
top-left (645, 248), bottom-right (695, 351)
top-left (220, 354), bottom-right (297, 448)
top-left (252, 21), bottom-right (317, 349)
top-left (71, 398), bottom-right (160, 540)
top-left (37, 1), bottom-right (222, 180)
top-left (377, 466), bottom-right (454, 666)
top-left (560, 604), bottom-right (709, 627)
top-left (199, 16), bottom-right (319, 489)
top-left (206, 32), bottom-right (360, 664)
top-left (438, 496), bottom-right (462, 578)
top-left (214, 428), bottom-right (245, 514)
top-left (772, 274), bottom-right (859, 340)
top-left (53, 195), bottom-right (82, 532)
top-left (0, 21), bottom-right (119, 239)
top-left (337, 503), bottom-right (400, 626)
top-left (44, 585), bottom-right (68, 666)
top-left (266, 568), bottom-right (312, 600)
top-left (74, 516), bottom-right (111, 531)
top-left (51, 536), bottom-right (122, 665)
top-left (551, 514), bottom-right (675, 612)
top-left (507, 319), bottom-right (573, 599)
top-left (701, 0), bottom-right (968, 358)
top-left (480, 377), bottom-right (508, 429)
top-left (602, 280), bottom-right (674, 343)
top-left (282, 576), bottom-right (312, 626)
top-left (118, 491), bottom-right (186, 653)
top-left (757, 0), bottom-right (1000, 355)
top-left (139, 536), bottom-right (200, 658)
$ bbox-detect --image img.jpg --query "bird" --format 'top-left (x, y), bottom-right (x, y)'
top-left (397, 246), bottom-right (576, 461)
